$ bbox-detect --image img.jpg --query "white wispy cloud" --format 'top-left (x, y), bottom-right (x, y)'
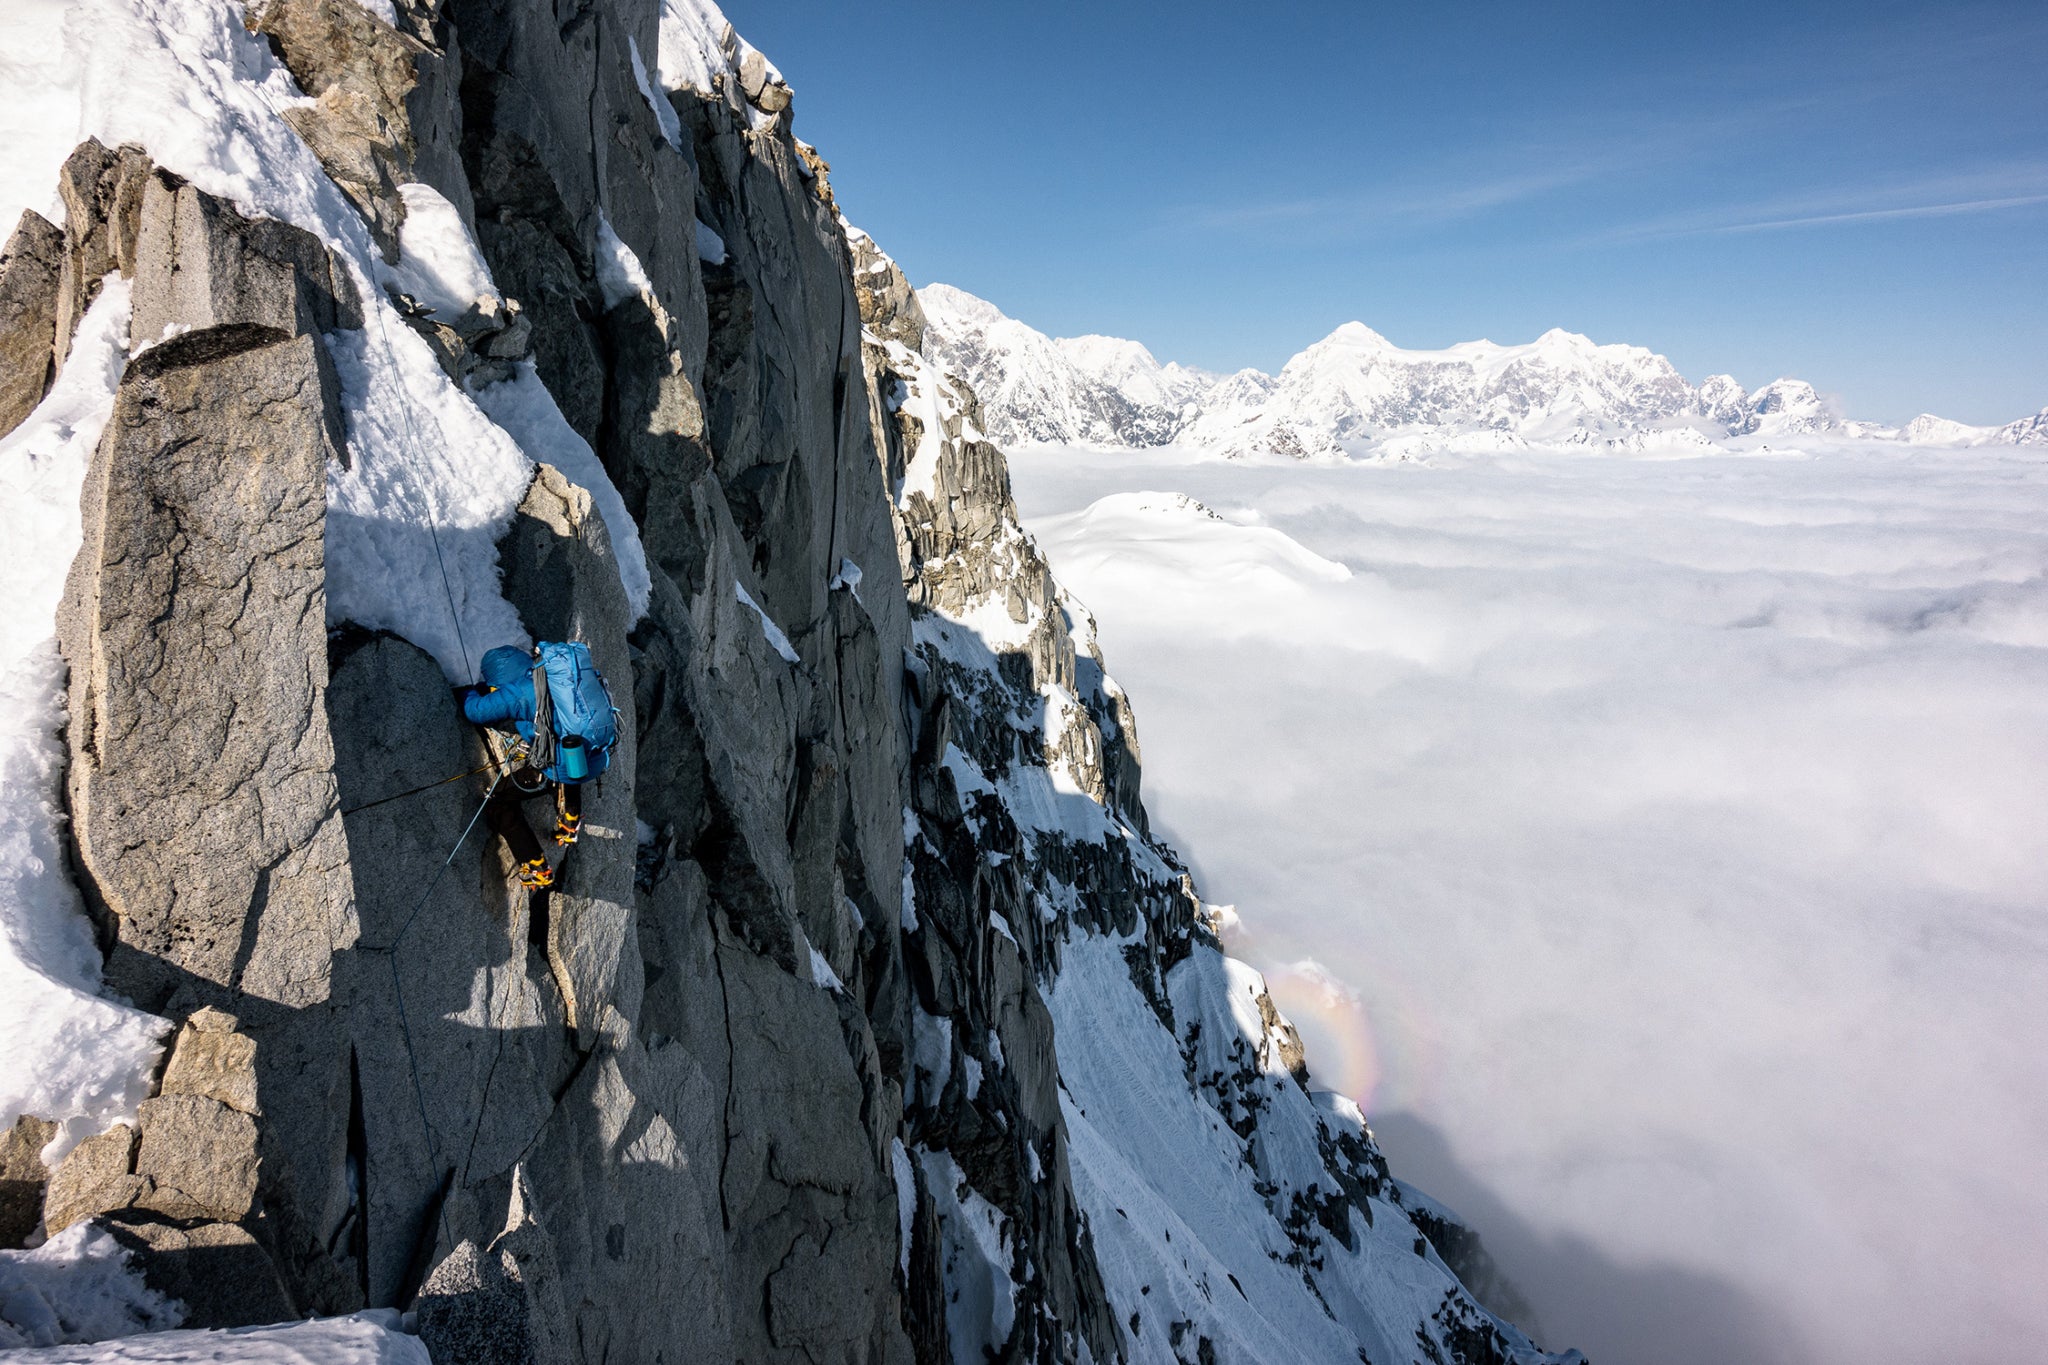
top-left (1590, 164), bottom-right (2048, 245)
top-left (1698, 193), bottom-right (2048, 234)
top-left (1183, 162), bottom-right (1610, 236)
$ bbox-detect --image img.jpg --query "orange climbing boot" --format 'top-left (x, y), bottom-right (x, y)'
top-left (517, 857), bottom-right (555, 890)
top-left (552, 811), bottom-right (581, 847)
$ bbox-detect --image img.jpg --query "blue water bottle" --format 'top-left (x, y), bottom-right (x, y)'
top-left (559, 734), bottom-right (589, 782)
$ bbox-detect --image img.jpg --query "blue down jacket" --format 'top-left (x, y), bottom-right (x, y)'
top-left (462, 645), bottom-right (542, 739)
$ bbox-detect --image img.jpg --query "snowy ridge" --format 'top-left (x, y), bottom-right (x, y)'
top-left (920, 285), bottom-right (2042, 459)
top-left (919, 283), bottom-right (1191, 448)
top-left (867, 237), bottom-right (1578, 1363)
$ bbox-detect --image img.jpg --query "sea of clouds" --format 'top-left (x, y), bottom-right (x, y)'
top-left (1009, 441), bottom-right (2048, 1365)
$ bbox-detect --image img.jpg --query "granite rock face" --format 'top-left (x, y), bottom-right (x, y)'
top-left (21, 2), bottom-right (1569, 1362)
top-left (0, 210), bottom-right (63, 439)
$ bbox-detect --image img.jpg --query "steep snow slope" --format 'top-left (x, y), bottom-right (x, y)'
top-left (1996, 406), bottom-right (2048, 445)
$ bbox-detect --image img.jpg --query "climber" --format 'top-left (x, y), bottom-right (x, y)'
top-left (459, 641), bottom-right (620, 890)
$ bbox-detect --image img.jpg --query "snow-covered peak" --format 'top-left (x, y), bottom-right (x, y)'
top-left (1696, 373), bottom-right (1751, 427)
top-left (1900, 413), bottom-right (1994, 446)
top-left (1312, 321), bottom-right (1397, 351)
top-left (1055, 334), bottom-right (1162, 382)
top-left (919, 283), bottom-right (1007, 329)
top-left (1229, 321), bottom-right (1701, 456)
top-left (1742, 378), bottom-right (1832, 434)
top-left (917, 288), bottom-right (2045, 462)
top-left (917, 285), bottom-right (1198, 447)
top-left (1996, 406), bottom-right (2048, 446)
top-left (1056, 333), bottom-right (1215, 412)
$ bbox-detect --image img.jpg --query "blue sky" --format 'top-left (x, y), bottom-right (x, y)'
top-left (733, 0), bottom-right (2046, 425)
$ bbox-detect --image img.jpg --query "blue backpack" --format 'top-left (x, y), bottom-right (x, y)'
top-left (528, 641), bottom-right (619, 785)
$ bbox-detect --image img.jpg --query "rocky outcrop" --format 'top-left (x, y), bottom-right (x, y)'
top-left (0, 211), bottom-right (63, 438)
top-left (14, 1), bottom-right (1572, 1362)
top-left (415, 1169), bottom-right (572, 1365)
top-left (59, 227), bottom-right (356, 1007)
top-left (0, 1119), bottom-right (56, 1250)
top-left (51, 142), bottom-right (154, 372)
top-left (40, 136), bottom-right (362, 1319)
top-left (245, 0), bottom-right (436, 256)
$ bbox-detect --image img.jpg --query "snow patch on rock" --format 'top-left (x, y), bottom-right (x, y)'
top-left (0, 282), bottom-right (169, 1155)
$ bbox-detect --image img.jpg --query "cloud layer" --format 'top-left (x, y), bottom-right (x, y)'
top-left (1013, 441), bottom-right (2048, 1365)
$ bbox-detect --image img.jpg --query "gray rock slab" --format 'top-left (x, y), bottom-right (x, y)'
top-left (42, 1125), bottom-right (144, 1236)
top-left (498, 464), bottom-right (639, 1048)
top-left (157, 1010), bottom-right (261, 1116)
top-left (61, 328), bottom-right (356, 1013)
top-left (328, 630), bottom-right (570, 1307)
top-left (0, 209), bottom-right (62, 439)
top-left (57, 313), bottom-right (360, 1311)
top-left (133, 1094), bottom-right (261, 1223)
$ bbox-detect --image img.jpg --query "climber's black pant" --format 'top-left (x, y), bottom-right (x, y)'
top-left (483, 773), bottom-right (580, 867)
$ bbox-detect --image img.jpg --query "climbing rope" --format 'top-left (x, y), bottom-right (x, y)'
top-left (362, 769), bottom-right (506, 1264)
top-left (341, 757), bottom-right (516, 817)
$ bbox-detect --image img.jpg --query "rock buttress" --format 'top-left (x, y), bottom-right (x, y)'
top-left (52, 154), bottom-right (363, 1318)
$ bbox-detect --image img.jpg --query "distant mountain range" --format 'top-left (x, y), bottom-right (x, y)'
top-left (918, 284), bottom-right (2048, 459)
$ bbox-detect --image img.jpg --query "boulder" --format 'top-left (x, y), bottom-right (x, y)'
top-left (0, 210), bottom-right (63, 438)
top-left (51, 139), bottom-right (152, 368)
top-left (133, 1094), bottom-right (261, 1223)
top-left (157, 1008), bottom-right (261, 1117)
top-left (0, 1116), bottom-right (57, 1248)
top-left (99, 1216), bottom-right (298, 1328)
top-left (42, 1125), bottom-right (147, 1235)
